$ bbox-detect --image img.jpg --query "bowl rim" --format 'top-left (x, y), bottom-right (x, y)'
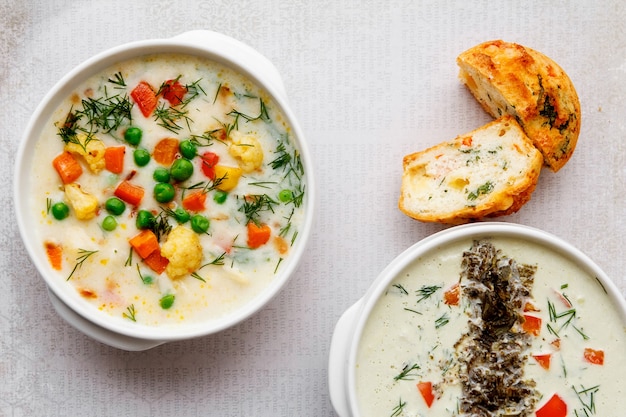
top-left (14, 30), bottom-right (316, 342)
top-left (340, 221), bottom-right (625, 416)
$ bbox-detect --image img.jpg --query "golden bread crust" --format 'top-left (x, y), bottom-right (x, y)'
top-left (457, 40), bottom-right (581, 172)
top-left (398, 116), bottom-right (543, 224)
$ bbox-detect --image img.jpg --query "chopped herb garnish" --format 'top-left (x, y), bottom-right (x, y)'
top-left (572, 384), bottom-right (599, 416)
top-left (153, 102), bottom-right (192, 133)
top-left (136, 264), bottom-right (153, 285)
top-left (394, 363), bottom-right (420, 381)
top-left (390, 398), bottom-right (406, 417)
top-left (416, 285), bottom-right (441, 303)
top-left (108, 72), bottom-right (126, 88)
top-left (467, 181), bottom-right (494, 201)
top-left (547, 299), bottom-right (588, 339)
top-left (392, 284), bottom-right (409, 295)
top-left (239, 194), bottom-right (277, 225)
top-left (123, 304), bottom-right (137, 321)
top-left (67, 249), bottom-right (98, 280)
top-left (435, 313), bottom-right (450, 328)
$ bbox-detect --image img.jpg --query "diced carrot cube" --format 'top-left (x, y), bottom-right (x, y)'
top-left (53, 151), bottom-right (83, 184)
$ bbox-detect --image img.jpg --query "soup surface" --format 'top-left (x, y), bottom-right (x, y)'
top-left (32, 53), bottom-right (306, 327)
top-left (355, 237), bottom-right (625, 416)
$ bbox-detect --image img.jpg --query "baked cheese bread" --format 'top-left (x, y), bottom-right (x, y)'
top-left (398, 115), bottom-right (543, 224)
top-left (457, 40), bottom-right (581, 172)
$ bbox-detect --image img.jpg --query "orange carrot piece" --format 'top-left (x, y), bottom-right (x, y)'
top-left (416, 381), bottom-right (435, 408)
top-left (522, 314), bottom-right (542, 336)
top-left (129, 230), bottom-right (160, 259)
top-left (153, 138), bottom-right (179, 165)
top-left (53, 151), bottom-right (83, 184)
top-left (535, 393), bottom-right (567, 417)
top-left (104, 146), bottom-right (126, 174)
top-left (45, 241), bottom-right (63, 270)
top-left (114, 180), bottom-right (144, 206)
top-left (182, 191), bottom-right (207, 212)
top-left (532, 353), bottom-right (551, 370)
top-left (131, 81), bottom-right (157, 117)
top-left (443, 283), bottom-right (460, 306)
top-left (583, 348), bottom-right (604, 365)
top-left (247, 222), bottom-right (271, 249)
top-left (143, 250), bottom-right (169, 274)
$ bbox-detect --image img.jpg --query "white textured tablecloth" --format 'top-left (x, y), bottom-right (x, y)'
top-left (2, 1), bottom-right (625, 415)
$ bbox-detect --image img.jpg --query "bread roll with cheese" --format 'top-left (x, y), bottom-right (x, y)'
top-left (457, 40), bottom-right (580, 172)
top-left (398, 115), bottom-right (543, 224)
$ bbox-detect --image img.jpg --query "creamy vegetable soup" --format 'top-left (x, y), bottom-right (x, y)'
top-left (32, 53), bottom-right (306, 326)
top-left (355, 238), bottom-right (625, 417)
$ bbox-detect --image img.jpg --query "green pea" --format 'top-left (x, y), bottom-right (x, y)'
top-left (101, 215), bottom-right (117, 231)
top-left (153, 167), bottom-right (171, 183)
top-left (159, 294), bottom-right (175, 310)
top-left (136, 210), bottom-right (155, 230)
top-left (124, 126), bottom-right (142, 146)
top-left (278, 189), bottom-right (293, 203)
top-left (51, 202), bottom-right (69, 220)
top-left (173, 207), bottom-right (190, 224)
top-left (213, 190), bottom-right (228, 204)
top-left (170, 158), bottom-right (194, 182)
top-left (190, 214), bottom-right (210, 233)
top-left (153, 183), bottom-right (175, 203)
top-left (133, 148), bottom-right (151, 167)
top-left (105, 197), bottom-right (126, 215)
top-left (179, 140), bottom-right (197, 159)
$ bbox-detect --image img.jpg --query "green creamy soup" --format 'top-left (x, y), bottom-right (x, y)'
top-left (32, 53), bottom-right (306, 326)
top-left (355, 238), bottom-right (625, 417)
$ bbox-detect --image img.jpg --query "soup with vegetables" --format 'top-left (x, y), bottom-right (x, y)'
top-left (32, 53), bottom-right (306, 327)
top-left (355, 238), bottom-right (625, 417)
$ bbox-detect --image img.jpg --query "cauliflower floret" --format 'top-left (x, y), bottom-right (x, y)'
top-left (228, 131), bottom-right (264, 172)
top-left (160, 225), bottom-right (203, 280)
top-left (65, 133), bottom-right (106, 173)
top-left (64, 183), bottom-right (98, 220)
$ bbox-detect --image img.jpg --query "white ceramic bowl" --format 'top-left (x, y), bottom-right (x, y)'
top-left (15, 30), bottom-right (315, 351)
top-left (328, 222), bottom-right (626, 416)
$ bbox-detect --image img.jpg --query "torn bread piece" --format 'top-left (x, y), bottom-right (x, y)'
top-left (399, 115), bottom-right (543, 224)
top-left (457, 40), bottom-right (580, 172)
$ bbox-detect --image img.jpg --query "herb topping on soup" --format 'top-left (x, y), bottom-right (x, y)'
top-left (355, 238), bottom-right (625, 417)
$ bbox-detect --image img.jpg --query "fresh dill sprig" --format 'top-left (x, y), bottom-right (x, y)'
top-left (189, 128), bottom-right (228, 147)
top-left (149, 211), bottom-right (172, 241)
top-left (66, 249), bottom-right (98, 281)
top-left (125, 247), bottom-right (133, 267)
top-left (390, 398), bottom-right (406, 417)
top-left (107, 72), bottom-right (126, 88)
top-left (239, 194), bottom-right (277, 225)
top-left (274, 257), bottom-right (284, 274)
top-left (136, 264), bottom-right (153, 285)
top-left (227, 98), bottom-right (270, 125)
top-left (394, 363), bottom-right (420, 381)
top-left (572, 384), bottom-right (600, 416)
top-left (77, 87), bottom-right (133, 134)
top-left (190, 252), bottom-right (228, 282)
top-left (392, 284), bottom-right (409, 295)
top-left (547, 299), bottom-right (588, 339)
top-left (435, 313), bottom-right (450, 328)
top-left (123, 304), bottom-right (137, 322)
top-left (153, 103), bottom-right (192, 133)
top-left (416, 285), bottom-right (441, 303)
